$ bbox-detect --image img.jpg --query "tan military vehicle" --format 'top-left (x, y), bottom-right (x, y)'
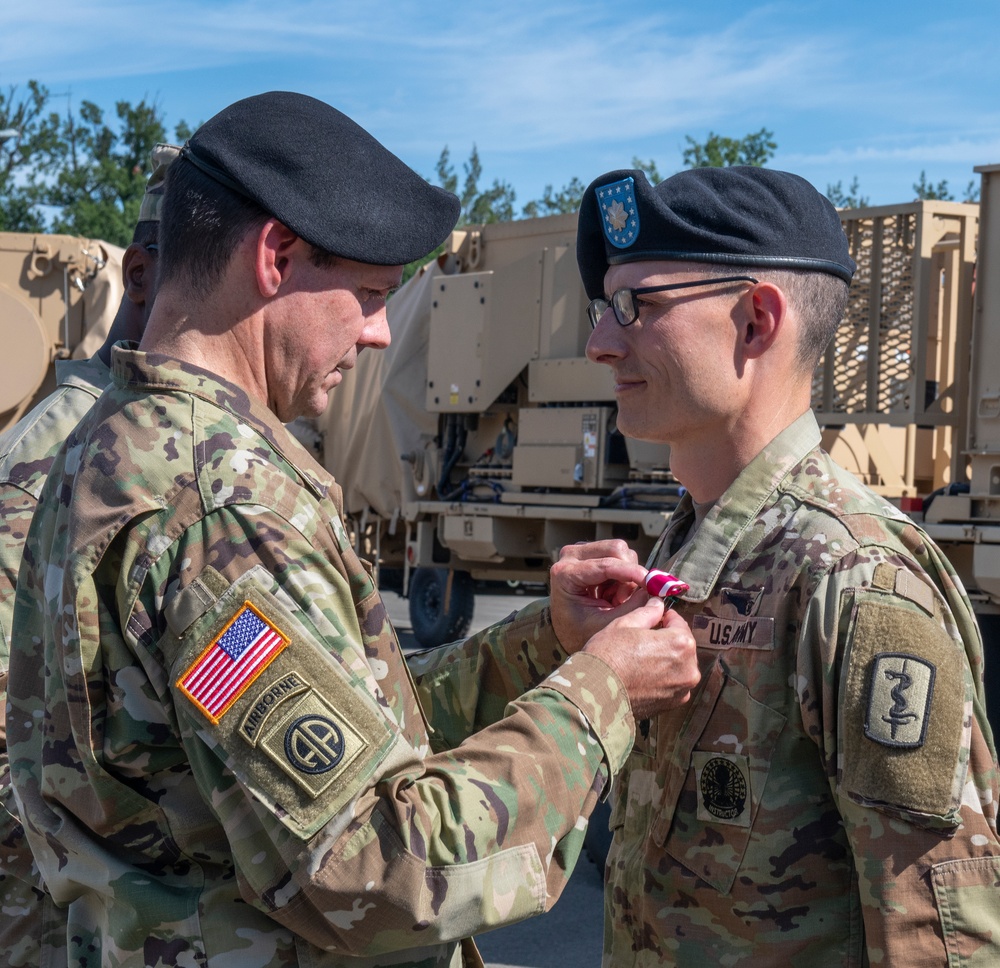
top-left (0, 231), bottom-right (123, 432)
top-left (312, 177), bottom-right (998, 656)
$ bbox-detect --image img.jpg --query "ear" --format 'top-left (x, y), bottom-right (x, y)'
top-left (121, 243), bottom-right (155, 307)
top-left (254, 219), bottom-right (301, 298)
top-left (739, 281), bottom-right (786, 359)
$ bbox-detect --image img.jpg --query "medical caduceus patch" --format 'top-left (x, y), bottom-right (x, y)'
top-left (178, 601), bottom-right (290, 723)
top-left (864, 652), bottom-right (936, 749)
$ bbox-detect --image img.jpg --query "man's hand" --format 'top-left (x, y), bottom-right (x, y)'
top-left (583, 601), bottom-right (700, 719)
top-left (549, 539), bottom-right (650, 653)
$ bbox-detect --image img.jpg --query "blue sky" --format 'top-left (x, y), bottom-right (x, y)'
top-left (3, 0), bottom-right (998, 209)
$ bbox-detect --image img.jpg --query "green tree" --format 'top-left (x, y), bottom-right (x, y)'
top-left (521, 177), bottom-right (585, 217)
top-left (912, 170), bottom-right (954, 201)
top-left (0, 81), bottom-right (59, 231)
top-left (29, 95), bottom-right (168, 246)
top-left (631, 156), bottom-right (663, 185)
top-left (826, 176), bottom-right (870, 209)
top-left (682, 127), bottom-right (776, 168)
top-left (434, 144), bottom-right (517, 225)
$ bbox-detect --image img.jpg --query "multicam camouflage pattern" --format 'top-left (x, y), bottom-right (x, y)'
top-left (0, 355), bottom-right (110, 967)
top-left (8, 346), bottom-right (634, 967)
top-left (604, 410), bottom-right (1000, 967)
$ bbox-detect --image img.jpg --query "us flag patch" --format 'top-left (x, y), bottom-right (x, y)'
top-left (178, 602), bottom-right (289, 723)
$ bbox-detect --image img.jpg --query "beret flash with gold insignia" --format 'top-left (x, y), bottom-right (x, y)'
top-left (577, 165), bottom-right (856, 300)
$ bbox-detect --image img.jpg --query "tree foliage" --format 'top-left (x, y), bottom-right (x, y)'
top-left (826, 176), bottom-right (870, 209)
top-left (631, 156), bottom-right (663, 185)
top-left (681, 127), bottom-right (776, 169)
top-left (2, 81), bottom-right (984, 254)
top-left (434, 144), bottom-right (517, 225)
top-left (521, 177), bottom-right (585, 218)
top-left (0, 81), bottom-right (58, 231)
top-left (36, 96), bottom-right (168, 245)
top-left (0, 80), bottom-right (191, 245)
top-left (912, 170), bottom-right (954, 201)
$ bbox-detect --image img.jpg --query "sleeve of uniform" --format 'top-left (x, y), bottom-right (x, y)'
top-left (799, 557), bottom-right (1000, 968)
top-left (148, 504), bottom-right (634, 957)
top-left (0, 481), bottom-right (37, 744)
top-left (406, 598), bottom-right (572, 751)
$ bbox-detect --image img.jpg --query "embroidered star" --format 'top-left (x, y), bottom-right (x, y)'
top-left (607, 200), bottom-right (628, 231)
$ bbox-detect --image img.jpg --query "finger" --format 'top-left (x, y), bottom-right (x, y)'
top-left (552, 557), bottom-right (648, 590)
top-left (606, 597), bottom-right (665, 630)
top-left (660, 609), bottom-right (695, 636)
top-left (558, 539), bottom-right (637, 563)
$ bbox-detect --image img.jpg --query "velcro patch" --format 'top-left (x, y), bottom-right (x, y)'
top-left (864, 653), bottom-right (935, 748)
top-left (840, 597), bottom-right (967, 824)
top-left (177, 601), bottom-right (289, 723)
top-left (264, 692), bottom-right (369, 797)
top-left (692, 614), bottom-right (774, 650)
top-left (170, 573), bottom-right (396, 839)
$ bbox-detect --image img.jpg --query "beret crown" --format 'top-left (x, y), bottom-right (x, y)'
top-left (577, 165), bottom-right (856, 299)
top-left (184, 91), bottom-right (459, 265)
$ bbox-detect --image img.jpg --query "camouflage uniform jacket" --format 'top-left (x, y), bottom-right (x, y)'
top-left (604, 411), bottom-right (1000, 968)
top-left (0, 354), bottom-right (109, 967)
top-left (8, 347), bottom-right (635, 968)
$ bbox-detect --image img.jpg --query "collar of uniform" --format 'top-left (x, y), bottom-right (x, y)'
top-left (108, 343), bottom-right (334, 500)
top-left (54, 354), bottom-right (112, 397)
top-left (669, 410), bottom-right (822, 602)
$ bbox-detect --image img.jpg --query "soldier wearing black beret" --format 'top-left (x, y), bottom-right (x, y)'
top-left (582, 165), bottom-right (1000, 966)
top-left (9, 93), bottom-right (702, 967)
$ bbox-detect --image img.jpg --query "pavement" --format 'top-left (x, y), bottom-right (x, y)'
top-left (382, 585), bottom-right (607, 968)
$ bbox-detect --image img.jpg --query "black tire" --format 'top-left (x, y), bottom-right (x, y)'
top-left (409, 568), bottom-right (475, 648)
top-left (979, 614), bottom-right (1000, 738)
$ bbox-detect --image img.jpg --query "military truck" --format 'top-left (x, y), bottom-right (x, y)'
top-left (311, 214), bottom-right (679, 646)
top-left (0, 231), bottom-right (124, 432)
top-left (313, 170), bottom-right (1000, 655)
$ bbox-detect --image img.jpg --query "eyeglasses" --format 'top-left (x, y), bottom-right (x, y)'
top-left (587, 275), bottom-right (758, 329)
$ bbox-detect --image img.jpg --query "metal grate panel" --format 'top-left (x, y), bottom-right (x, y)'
top-left (813, 213), bottom-right (916, 415)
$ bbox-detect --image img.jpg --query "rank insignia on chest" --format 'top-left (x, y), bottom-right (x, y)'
top-left (864, 652), bottom-right (935, 749)
top-left (597, 176), bottom-right (640, 249)
top-left (178, 602), bottom-right (290, 723)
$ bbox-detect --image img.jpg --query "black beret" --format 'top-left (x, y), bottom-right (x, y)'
top-left (577, 166), bottom-right (856, 299)
top-left (181, 91), bottom-right (460, 266)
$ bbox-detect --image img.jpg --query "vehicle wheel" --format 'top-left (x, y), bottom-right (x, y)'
top-left (979, 614), bottom-right (1000, 737)
top-left (409, 568), bottom-right (475, 648)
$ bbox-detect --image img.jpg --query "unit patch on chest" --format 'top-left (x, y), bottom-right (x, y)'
top-left (693, 751), bottom-right (751, 827)
top-left (692, 614), bottom-right (774, 650)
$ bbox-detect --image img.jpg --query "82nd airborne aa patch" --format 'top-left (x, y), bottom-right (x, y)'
top-left (864, 652), bottom-right (936, 749)
top-left (597, 176), bottom-right (640, 249)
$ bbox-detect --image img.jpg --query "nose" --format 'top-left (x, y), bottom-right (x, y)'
top-left (360, 306), bottom-right (391, 351)
top-left (585, 308), bottom-right (624, 365)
